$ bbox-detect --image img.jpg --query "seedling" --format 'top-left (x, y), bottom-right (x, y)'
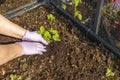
top-left (73, 0), bottom-right (82, 20)
top-left (74, 9), bottom-right (82, 20)
top-left (62, 4), bottom-right (67, 10)
top-left (47, 14), bottom-right (55, 21)
top-left (49, 28), bottom-right (61, 41)
top-left (10, 74), bottom-right (16, 80)
top-left (61, 0), bottom-right (82, 20)
top-left (38, 26), bottom-right (60, 42)
top-left (73, 0), bottom-right (82, 8)
top-left (10, 74), bottom-right (22, 80)
top-left (105, 68), bottom-right (115, 77)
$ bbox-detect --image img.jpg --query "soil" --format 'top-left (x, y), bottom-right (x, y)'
top-left (0, 0), bottom-right (120, 80)
top-left (57, 0), bottom-right (93, 21)
top-left (102, 10), bottom-right (120, 49)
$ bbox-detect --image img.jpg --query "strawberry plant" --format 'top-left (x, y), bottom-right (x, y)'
top-left (38, 26), bottom-right (60, 41)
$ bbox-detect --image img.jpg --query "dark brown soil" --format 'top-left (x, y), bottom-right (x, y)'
top-left (102, 11), bottom-right (120, 49)
top-left (0, 0), bottom-right (36, 14)
top-left (0, 0), bottom-right (120, 80)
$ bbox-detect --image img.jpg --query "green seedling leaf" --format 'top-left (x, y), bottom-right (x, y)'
top-left (38, 26), bottom-right (60, 42)
top-left (73, 0), bottom-right (82, 20)
top-left (50, 28), bottom-right (58, 35)
top-left (62, 4), bottom-right (67, 10)
top-left (74, 0), bottom-right (82, 8)
top-left (10, 74), bottom-right (16, 80)
top-left (50, 28), bottom-right (60, 41)
top-left (106, 68), bottom-right (115, 77)
top-left (79, 0), bottom-right (82, 4)
top-left (52, 34), bottom-right (61, 41)
top-left (74, 10), bottom-right (79, 17)
top-left (10, 74), bottom-right (22, 80)
top-left (74, 0), bottom-right (79, 8)
top-left (77, 13), bottom-right (82, 20)
top-left (47, 14), bottom-right (55, 21)
top-left (38, 26), bottom-right (45, 34)
top-left (43, 31), bottom-right (51, 41)
top-left (74, 10), bottom-right (82, 20)
top-left (18, 76), bottom-right (22, 80)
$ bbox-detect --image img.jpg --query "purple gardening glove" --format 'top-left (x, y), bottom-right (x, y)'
top-left (17, 42), bottom-right (47, 55)
top-left (22, 30), bottom-right (48, 45)
top-left (113, 0), bottom-right (120, 11)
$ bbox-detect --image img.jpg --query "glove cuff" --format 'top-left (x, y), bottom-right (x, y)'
top-left (22, 30), bottom-right (31, 41)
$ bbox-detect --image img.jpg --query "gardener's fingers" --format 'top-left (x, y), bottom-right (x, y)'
top-left (38, 34), bottom-right (49, 45)
top-left (37, 48), bottom-right (47, 52)
top-left (22, 30), bottom-right (49, 45)
top-left (29, 31), bottom-right (49, 45)
top-left (17, 42), bottom-right (47, 55)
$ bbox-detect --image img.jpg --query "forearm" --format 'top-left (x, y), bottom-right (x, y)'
top-left (0, 14), bottom-right (26, 39)
top-left (0, 43), bottom-right (22, 65)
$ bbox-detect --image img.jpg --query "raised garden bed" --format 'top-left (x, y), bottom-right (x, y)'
top-left (0, 0), bottom-right (120, 80)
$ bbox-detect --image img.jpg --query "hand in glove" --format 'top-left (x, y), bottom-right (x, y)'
top-left (22, 30), bottom-right (48, 45)
top-left (17, 42), bottom-right (47, 55)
